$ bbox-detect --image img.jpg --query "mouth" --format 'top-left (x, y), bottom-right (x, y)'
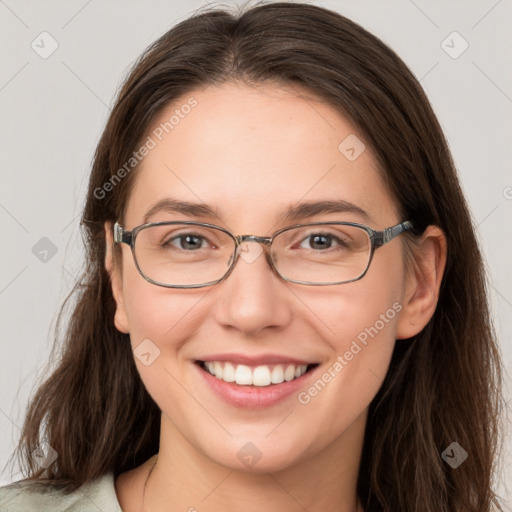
top-left (195, 360), bottom-right (320, 387)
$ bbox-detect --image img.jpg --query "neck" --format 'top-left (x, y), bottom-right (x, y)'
top-left (142, 410), bottom-right (367, 512)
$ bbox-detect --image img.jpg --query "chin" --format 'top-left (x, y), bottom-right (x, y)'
top-left (201, 435), bottom-right (311, 474)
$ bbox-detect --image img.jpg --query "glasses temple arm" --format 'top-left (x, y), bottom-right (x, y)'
top-left (113, 222), bottom-right (132, 245)
top-left (373, 220), bottom-right (413, 247)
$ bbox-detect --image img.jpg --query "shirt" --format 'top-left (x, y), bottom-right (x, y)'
top-left (0, 472), bottom-right (123, 511)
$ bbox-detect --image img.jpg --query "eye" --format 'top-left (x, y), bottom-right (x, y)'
top-left (299, 233), bottom-right (346, 250)
top-left (164, 233), bottom-right (210, 250)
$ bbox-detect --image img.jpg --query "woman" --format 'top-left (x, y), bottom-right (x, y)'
top-left (0, 2), bottom-right (505, 511)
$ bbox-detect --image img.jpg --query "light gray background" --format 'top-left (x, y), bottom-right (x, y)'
top-left (1, 0), bottom-right (511, 505)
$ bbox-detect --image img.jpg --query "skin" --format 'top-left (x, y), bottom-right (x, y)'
top-left (105, 81), bottom-right (447, 512)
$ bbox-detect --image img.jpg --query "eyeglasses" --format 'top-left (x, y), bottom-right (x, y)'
top-left (113, 220), bottom-right (413, 288)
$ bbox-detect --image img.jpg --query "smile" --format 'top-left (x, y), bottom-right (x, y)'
top-left (197, 360), bottom-right (318, 386)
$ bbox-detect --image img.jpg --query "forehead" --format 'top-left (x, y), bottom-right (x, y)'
top-left (124, 81), bottom-right (398, 231)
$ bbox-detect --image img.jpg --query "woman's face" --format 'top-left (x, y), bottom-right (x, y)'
top-left (109, 81), bottom-right (412, 472)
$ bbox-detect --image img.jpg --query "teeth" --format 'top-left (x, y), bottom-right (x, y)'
top-left (271, 365), bottom-right (284, 384)
top-left (252, 366), bottom-right (271, 387)
top-left (202, 361), bottom-right (309, 386)
top-left (223, 362), bottom-right (236, 382)
top-left (214, 361), bottom-right (223, 379)
top-left (284, 365), bottom-right (296, 381)
top-left (235, 364), bottom-right (253, 385)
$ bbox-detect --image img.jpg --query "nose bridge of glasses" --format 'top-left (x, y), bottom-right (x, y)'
top-left (227, 234), bottom-right (274, 272)
top-left (235, 234), bottom-right (272, 246)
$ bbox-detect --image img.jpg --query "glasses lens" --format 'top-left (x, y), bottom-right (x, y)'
top-left (134, 224), bottom-right (234, 286)
top-left (271, 224), bottom-right (371, 284)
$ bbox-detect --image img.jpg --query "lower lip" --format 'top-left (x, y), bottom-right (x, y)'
top-left (194, 362), bottom-right (319, 408)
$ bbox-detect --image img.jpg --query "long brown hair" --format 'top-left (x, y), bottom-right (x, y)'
top-left (4, 2), bottom-right (505, 510)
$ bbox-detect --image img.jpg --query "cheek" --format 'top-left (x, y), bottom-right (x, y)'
top-left (293, 257), bottom-right (403, 353)
top-left (291, 255), bottom-right (404, 416)
top-left (122, 278), bottom-right (209, 410)
top-left (329, 292), bottom-right (401, 389)
top-left (298, 284), bottom-right (401, 377)
top-left (123, 276), bottom-right (205, 347)
top-left (290, 291), bottom-right (401, 451)
top-left (120, 259), bottom-right (211, 387)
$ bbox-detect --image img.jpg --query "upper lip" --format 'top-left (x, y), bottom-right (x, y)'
top-left (195, 353), bottom-right (318, 366)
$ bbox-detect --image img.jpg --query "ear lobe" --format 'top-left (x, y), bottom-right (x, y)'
top-left (104, 221), bottom-right (130, 334)
top-left (396, 225), bottom-right (447, 340)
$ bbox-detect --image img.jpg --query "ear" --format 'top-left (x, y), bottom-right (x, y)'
top-left (104, 221), bottom-right (130, 334)
top-left (396, 225), bottom-right (447, 339)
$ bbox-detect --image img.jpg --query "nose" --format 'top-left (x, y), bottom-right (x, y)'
top-left (212, 240), bottom-right (293, 336)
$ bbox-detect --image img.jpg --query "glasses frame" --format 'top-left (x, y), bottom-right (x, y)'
top-left (113, 220), bottom-right (414, 288)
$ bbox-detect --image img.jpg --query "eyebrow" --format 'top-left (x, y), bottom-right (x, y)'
top-left (276, 199), bottom-right (370, 224)
top-left (143, 198), bottom-right (223, 224)
top-left (142, 198), bottom-right (371, 225)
